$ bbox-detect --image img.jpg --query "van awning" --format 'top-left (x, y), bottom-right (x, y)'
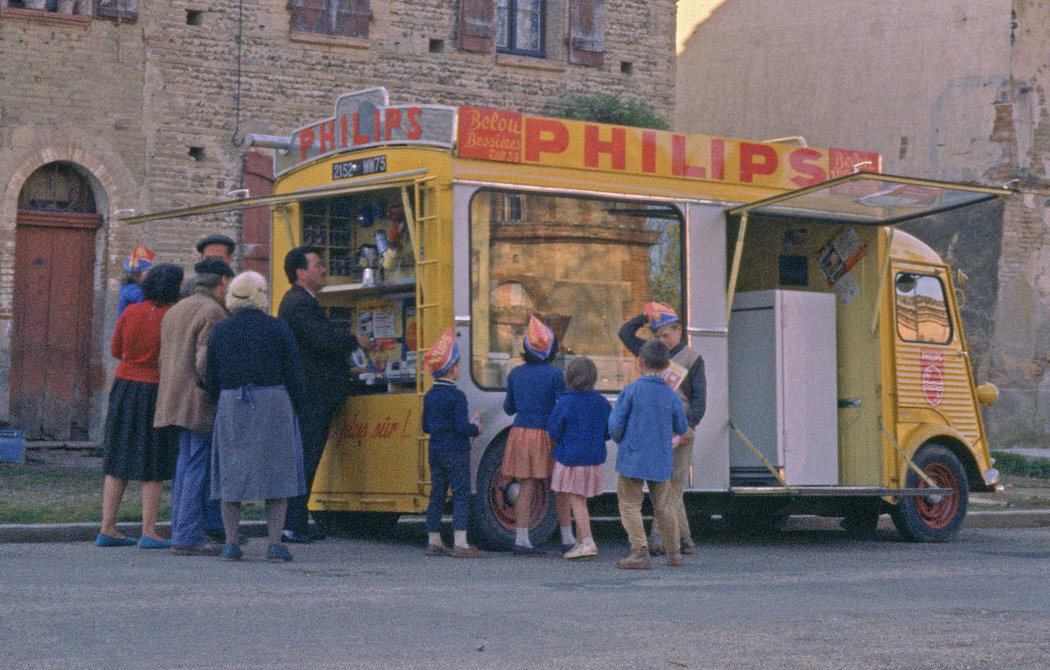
top-left (727, 172), bottom-right (1012, 225)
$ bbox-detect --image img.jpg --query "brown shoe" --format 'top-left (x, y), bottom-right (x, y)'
top-left (452, 544), bottom-right (486, 558)
top-left (170, 542), bottom-right (222, 556)
top-left (680, 537), bottom-right (696, 555)
top-left (665, 551), bottom-right (683, 567)
top-left (615, 549), bottom-right (653, 570)
top-left (424, 543), bottom-right (452, 556)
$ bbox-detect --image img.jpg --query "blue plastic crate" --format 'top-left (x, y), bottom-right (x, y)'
top-left (0, 429), bottom-right (26, 464)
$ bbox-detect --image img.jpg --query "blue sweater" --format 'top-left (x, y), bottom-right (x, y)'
top-left (609, 374), bottom-right (688, 482)
top-left (547, 390), bottom-right (611, 467)
top-left (503, 362), bottom-right (564, 429)
top-left (422, 380), bottom-right (480, 453)
top-left (204, 308), bottom-right (306, 411)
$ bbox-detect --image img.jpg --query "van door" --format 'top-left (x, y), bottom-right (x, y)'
top-left (891, 264), bottom-right (983, 446)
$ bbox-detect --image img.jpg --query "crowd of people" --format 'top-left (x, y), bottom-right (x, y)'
top-left (98, 233), bottom-right (707, 570)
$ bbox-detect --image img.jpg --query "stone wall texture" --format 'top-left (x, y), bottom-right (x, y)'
top-left (676, 0), bottom-right (1050, 447)
top-left (0, 0), bottom-right (676, 438)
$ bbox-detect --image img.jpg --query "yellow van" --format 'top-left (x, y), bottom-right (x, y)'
top-left (127, 88), bottom-right (1010, 544)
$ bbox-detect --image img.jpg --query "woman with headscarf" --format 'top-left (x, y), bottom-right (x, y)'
top-left (205, 271), bottom-right (306, 562)
top-left (97, 262), bottom-right (184, 548)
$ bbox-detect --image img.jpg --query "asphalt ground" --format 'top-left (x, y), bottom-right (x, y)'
top-left (3, 520), bottom-right (1050, 669)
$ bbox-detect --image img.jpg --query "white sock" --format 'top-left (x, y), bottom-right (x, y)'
top-left (515, 527), bottom-right (532, 547)
top-left (453, 530), bottom-right (468, 548)
top-left (560, 525), bottom-right (576, 545)
top-left (580, 537), bottom-right (595, 547)
top-left (428, 532), bottom-right (443, 546)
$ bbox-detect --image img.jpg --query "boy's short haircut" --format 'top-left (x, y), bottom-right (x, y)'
top-left (639, 339), bottom-right (671, 371)
top-left (565, 356), bottom-right (598, 391)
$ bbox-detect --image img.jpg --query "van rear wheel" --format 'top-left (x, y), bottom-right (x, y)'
top-left (891, 444), bottom-right (968, 542)
top-left (469, 432), bottom-right (557, 550)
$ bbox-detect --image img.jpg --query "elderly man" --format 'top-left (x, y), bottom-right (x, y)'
top-left (619, 302), bottom-right (707, 556)
top-left (156, 258), bottom-right (234, 555)
top-left (278, 246), bottom-right (372, 543)
top-left (197, 233), bottom-right (236, 265)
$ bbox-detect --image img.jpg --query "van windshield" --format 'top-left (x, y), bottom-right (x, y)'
top-left (469, 189), bottom-right (684, 392)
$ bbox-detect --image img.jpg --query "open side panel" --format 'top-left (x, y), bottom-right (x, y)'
top-left (724, 173), bottom-right (1010, 491)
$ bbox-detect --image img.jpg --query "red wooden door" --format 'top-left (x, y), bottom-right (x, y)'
top-left (10, 211), bottom-right (100, 440)
top-left (242, 150), bottom-right (274, 278)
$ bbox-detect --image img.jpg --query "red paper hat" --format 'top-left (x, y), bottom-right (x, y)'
top-left (424, 327), bottom-right (460, 378)
top-left (644, 302), bottom-right (679, 330)
top-left (123, 245), bottom-right (156, 273)
top-left (523, 314), bottom-right (554, 359)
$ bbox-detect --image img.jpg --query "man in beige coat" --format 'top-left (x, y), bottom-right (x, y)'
top-left (155, 258), bottom-right (234, 555)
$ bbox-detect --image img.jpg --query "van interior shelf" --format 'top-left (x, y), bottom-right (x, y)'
top-left (318, 277), bottom-right (416, 300)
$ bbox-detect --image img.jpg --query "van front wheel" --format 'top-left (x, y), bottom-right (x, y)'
top-left (469, 432), bottom-right (557, 550)
top-left (891, 444), bottom-right (968, 542)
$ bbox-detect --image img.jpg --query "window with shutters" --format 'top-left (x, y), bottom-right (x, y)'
top-left (288, 0), bottom-right (369, 38)
top-left (95, 0), bottom-right (137, 21)
top-left (496, 0), bottom-right (544, 57)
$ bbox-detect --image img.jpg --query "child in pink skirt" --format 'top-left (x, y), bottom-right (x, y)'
top-left (547, 356), bottom-right (611, 559)
top-left (502, 315), bottom-right (564, 555)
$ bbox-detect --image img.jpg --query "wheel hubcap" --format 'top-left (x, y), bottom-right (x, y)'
top-left (487, 465), bottom-right (552, 532)
top-left (914, 462), bottom-right (960, 529)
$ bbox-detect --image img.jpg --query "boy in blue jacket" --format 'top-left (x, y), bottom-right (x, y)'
top-left (421, 328), bottom-right (484, 558)
top-left (609, 339), bottom-right (688, 570)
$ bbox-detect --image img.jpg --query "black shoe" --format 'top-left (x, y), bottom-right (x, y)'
top-left (307, 527), bottom-right (327, 541)
top-left (281, 530), bottom-right (314, 544)
top-left (511, 544), bottom-right (546, 556)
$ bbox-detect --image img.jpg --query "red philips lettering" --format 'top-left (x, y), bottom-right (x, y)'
top-left (406, 108), bottom-right (423, 140)
top-left (524, 118), bottom-right (569, 161)
top-left (788, 148), bottom-right (827, 187)
top-left (641, 131), bottom-right (657, 173)
top-left (318, 120), bottom-right (335, 154)
top-left (583, 124), bottom-right (626, 170)
top-left (352, 113), bottom-right (370, 144)
top-left (299, 127), bottom-right (316, 161)
top-left (739, 143), bottom-right (779, 183)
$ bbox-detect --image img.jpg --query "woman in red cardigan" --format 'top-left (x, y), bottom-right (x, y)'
top-left (96, 263), bottom-right (183, 548)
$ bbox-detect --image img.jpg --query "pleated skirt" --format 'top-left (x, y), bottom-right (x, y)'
top-left (102, 377), bottom-right (178, 481)
top-left (501, 427), bottom-right (554, 479)
top-left (210, 385), bottom-right (306, 503)
top-left (551, 463), bottom-right (604, 498)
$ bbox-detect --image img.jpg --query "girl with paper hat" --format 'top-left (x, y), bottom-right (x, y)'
top-left (118, 245), bottom-right (156, 316)
top-left (421, 328), bottom-right (485, 557)
top-left (501, 315), bottom-right (565, 555)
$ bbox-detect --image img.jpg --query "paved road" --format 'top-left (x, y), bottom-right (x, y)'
top-left (2, 520), bottom-right (1050, 669)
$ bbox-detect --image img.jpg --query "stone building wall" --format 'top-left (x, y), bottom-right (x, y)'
top-left (676, 0), bottom-right (1050, 447)
top-left (0, 0), bottom-right (676, 438)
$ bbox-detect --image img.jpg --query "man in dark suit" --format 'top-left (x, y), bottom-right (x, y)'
top-left (278, 246), bottom-right (372, 543)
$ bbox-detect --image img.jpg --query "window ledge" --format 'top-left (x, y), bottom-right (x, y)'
top-left (495, 53), bottom-right (565, 73)
top-left (289, 29), bottom-right (369, 49)
top-left (0, 7), bottom-right (91, 25)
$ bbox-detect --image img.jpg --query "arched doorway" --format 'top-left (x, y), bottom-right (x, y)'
top-left (10, 162), bottom-right (102, 440)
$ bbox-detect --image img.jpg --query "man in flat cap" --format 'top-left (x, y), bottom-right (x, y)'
top-left (156, 258), bottom-right (235, 556)
top-left (196, 234), bottom-right (236, 266)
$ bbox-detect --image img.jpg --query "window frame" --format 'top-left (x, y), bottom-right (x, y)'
top-left (496, 0), bottom-right (546, 58)
top-left (287, 0), bottom-right (370, 39)
top-left (95, 0), bottom-right (138, 21)
top-left (467, 187), bottom-right (687, 393)
top-left (893, 271), bottom-right (954, 345)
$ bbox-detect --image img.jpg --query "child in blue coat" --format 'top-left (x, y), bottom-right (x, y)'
top-left (609, 339), bottom-right (687, 570)
top-left (547, 356), bottom-right (611, 559)
top-left (421, 328), bottom-right (484, 558)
